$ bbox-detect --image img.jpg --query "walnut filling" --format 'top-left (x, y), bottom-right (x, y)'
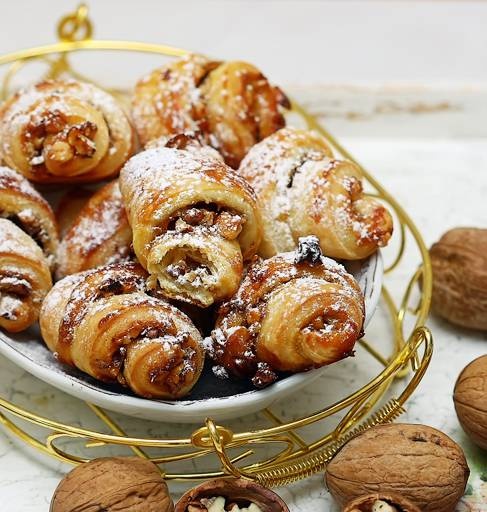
top-left (112, 322), bottom-right (196, 395)
top-left (1, 210), bottom-right (48, 253)
top-left (23, 109), bottom-right (98, 166)
top-left (350, 500), bottom-right (400, 512)
top-left (372, 501), bottom-right (399, 512)
top-left (187, 496), bottom-right (263, 512)
top-left (0, 274), bottom-right (32, 321)
top-left (167, 203), bottom-right (244, 241)
top-left (165, 250), bottom-right (216, 289)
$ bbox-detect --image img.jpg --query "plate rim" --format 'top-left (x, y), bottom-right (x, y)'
top-left (0, 251), bottom-right (383, 422)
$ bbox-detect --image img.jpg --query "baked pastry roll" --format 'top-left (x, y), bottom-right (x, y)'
top-left (0, 80), bottom-right (135, 184)
top-left (0, 219), bottom-right (52, 332)
top-left (132, 53), bottom-right (288, 167)
top-left (238, 128), bottom-right (393, 260)
top-left (56, 180), bottom-right (132, 279)
top-left (207, 237), bottom-right (365, 388)
top-left (55, 187), bottom-right (93, 238)
top-left (39, 262), bottom-right (204, 399)
top-left (0, 166), bottom-right (58, 266)
top-left (119, 143), bottom-right (263, 307)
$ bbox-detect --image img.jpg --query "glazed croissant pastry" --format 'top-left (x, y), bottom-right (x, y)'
top-left (56, 180), bottom-right (132, 279)
top-left (0, 166), bottom-right (58, 267)
top-left (119, 139), bottom-right (263, 307)
top-left (207, 236), bottom-right (365, 388)
top-left (40, 262), bottom-right (204, 399)
top-left (0, 80), bottom-right (135, 184)
top-left (238, 128), bottom-right (393, 260)
top-left (132, 53), bottom-right (288, 168)
top-left (0, 219), bottom-right (52, 332)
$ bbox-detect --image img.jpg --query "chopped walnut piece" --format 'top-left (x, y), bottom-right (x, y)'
top-left (215, 211), bottom-right (244, 240)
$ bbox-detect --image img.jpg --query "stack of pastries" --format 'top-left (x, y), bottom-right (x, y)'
top-left (0, 54), bottom-right (393, 400)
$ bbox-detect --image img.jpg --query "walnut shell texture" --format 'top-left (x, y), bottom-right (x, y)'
top-left (342, 492), bottom-right (421, 512)
top-left (175, 478), bottom-right (289, 511)
top-left (430, 227), bottom-right (487, 330)
top-left (454, 354), bottom-right (487, 450)
top-left (325, 424), bottom-right (469, 512)
top-left (50, 457), bottom-right (174, 512)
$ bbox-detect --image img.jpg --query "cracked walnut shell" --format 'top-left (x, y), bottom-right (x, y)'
top-left (430, 227), bottom-right (487, 330)
top-left (325, 423), bottom-right (469, 512)
top-left (342, 492), bottom-right (421, 512)
top-left (175, 478), bottom-right (289, 511)
top-left (454, 354), bottom-right (487, 450)
top-left (50, 457), bottom-right (174, 512)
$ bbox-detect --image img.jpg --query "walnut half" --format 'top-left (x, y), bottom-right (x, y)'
top-left (175, 478), bottom-right (288, 512)
top-left (343, 493), bottom-right (421, 512)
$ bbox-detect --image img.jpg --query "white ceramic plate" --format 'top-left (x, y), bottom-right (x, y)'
top-left (0, 252), bottom-right (383, 423)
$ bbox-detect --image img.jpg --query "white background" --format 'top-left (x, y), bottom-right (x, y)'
top-left (1, 0), bottom-right (487, 86)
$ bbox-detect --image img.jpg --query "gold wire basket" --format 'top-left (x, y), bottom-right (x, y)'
top-left (0, 4), bottom-right (433, 487)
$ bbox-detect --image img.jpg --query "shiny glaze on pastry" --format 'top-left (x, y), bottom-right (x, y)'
top-left (207, 237), bottom-right (364, 387)
top-left (132, 54), bottom-right (288, 167)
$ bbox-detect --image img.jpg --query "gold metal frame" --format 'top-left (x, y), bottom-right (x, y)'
top-left (0, 4), bottom-right (433, 486)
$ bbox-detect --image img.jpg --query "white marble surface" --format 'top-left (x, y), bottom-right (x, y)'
top-left (1, 1), bottom-right (487, 509)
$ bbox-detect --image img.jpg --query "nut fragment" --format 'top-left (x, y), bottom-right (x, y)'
top-left (325, 423), bottom-right (469, 512)
top-left (430, 227), bottom-right (487, 330)
top-left (454, 354), bottom-right (487, 450)
top-left (175, 478), bottom-right (289, 512)
top-left (342, 493), bottom-right (421, 512)
top-left (50, 456), bottom-right (174, 512)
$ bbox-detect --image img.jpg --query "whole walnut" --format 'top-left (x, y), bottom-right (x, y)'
top-left (454, 354), bottom-right (487, 450)
top-left (50, 457), bottom-right (174, 512)
top-left (325, 424), bottom-right (469, 512)
top-left (342, 492), bottom-right (421, 512)
top-left (430, 227), bottom-right (487, 330)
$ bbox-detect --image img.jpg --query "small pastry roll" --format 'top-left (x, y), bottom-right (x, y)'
top-left (0, 80), bottom-right (135, 184)
top-left (207, 237), bottom-right (364, 388)
top-left (119, 142), bottom-right (263, 307)
top-left (239, 128), bottom-right (393, 260)
top-left (132, 54), bottom-right (288, 167)
top-left (40, 262), bottom-right (204, 399)
top-left (0, 166), bottom-right (58, 266)
top-left (56, 180), bottom-right (132, 279)
top-left (0, 219), bottom-right (52, 332)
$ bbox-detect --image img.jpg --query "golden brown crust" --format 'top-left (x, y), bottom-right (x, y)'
top-left (0, 219), bottom-right (52, 332)
top-left (119, 141), bottom-right (263, 307)
top-left (238, 128), bottom-right (393, 260)
top-left (0, 165), bottom-right (58, 266)
top-left (0, 80), bottom-right (135, 184)
top-left (56, 180), bottom-right (132, 279)
top-left (132, 54), bottom-right (288, 167)
top-left (207, 238), bottom-right (364, 387)
top-left (40, 262), bottom-right (204, 399)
